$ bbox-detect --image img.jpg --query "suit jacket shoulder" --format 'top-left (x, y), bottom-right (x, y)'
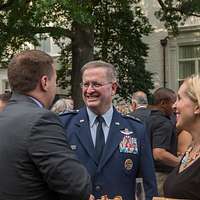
top-left (0, 94), bottom-right (92, 200)
top-left (59, 109), bottom-right (81, 128)
top-left (129, 108), bottom-right (151, 124)
top-left (123, 114), bottom-right (143, 124)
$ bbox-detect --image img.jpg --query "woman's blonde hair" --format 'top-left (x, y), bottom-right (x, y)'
top-left (184, 74), bottom-right (200, 107)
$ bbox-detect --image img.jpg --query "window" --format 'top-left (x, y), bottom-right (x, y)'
top-left (38, 37), bottom-right (60, 56)
top-left (178, 45), bottom-right (200, 86)
top-left (2, 80), bottom-right (10, 93)
top-left (40, 37), bottom-right (51, 53)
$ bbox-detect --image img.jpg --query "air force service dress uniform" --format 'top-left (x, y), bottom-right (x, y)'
top-left (60, 107), bottom-right (157, 200)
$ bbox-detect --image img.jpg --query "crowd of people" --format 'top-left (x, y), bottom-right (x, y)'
top-left (0, 49), bottom-right (197, 200)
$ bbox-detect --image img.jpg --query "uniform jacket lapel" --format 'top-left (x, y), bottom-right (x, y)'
top-left (74, 108), bottom-right (98, 164)
top-left (98, 109), bottom-right (125, 170)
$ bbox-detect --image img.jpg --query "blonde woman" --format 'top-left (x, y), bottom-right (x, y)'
top-left (164, 74), bottom-right (200, 199)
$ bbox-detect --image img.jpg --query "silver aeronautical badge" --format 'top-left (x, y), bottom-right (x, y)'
top-left (120, 128), bottom-right (133, 135)
top-left (80, 119), bottom-right (84, 123)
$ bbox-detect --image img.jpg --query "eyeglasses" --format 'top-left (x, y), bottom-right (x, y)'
top-left (80, 81), bottom-right (113, 89)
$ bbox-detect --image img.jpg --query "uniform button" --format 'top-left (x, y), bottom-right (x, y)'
top-left (95, 185), bottom-right (101, 191)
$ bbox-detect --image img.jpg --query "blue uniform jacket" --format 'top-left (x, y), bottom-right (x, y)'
top-left (60, 107), bottom-right (157, 200)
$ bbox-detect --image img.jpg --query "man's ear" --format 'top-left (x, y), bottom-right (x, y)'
top-left (111, 82), bottom-right (118, 96)
top-left (160, 100), bottom-right (166, 105)
top-left (131, 102), bottom-right (137, 111)
top-left (194, 105), bottom-right (200, 115)
top-left (40, 75), bottom-right (49, 92)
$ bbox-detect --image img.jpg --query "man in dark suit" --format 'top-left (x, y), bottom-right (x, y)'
top-left (148, 88), bottom-right (179, 196)
top-left (0, 50), bottom-right (91, 200)
top-left (129, 91), bottom-right (151, 123)
top-left (60, 61), bottom-right (157, 200)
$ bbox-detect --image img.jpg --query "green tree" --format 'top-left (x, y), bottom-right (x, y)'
top-left (94, 1), bottom-right (153, 99)
top-left (156, 0), bottom-right (200, 34)
top-left (0, 0), bottom-right (153, 107)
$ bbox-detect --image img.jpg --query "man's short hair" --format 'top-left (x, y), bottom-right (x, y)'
top-left (152, 87), bottom-right (176, 105)
top-left (81, 60), bottom-right (118, 83)
top-left (132, 91), bottom-right (148, 106)
top-left (8, 50), bottom-right (54, 94)
top-left (0, 92), bottom-right (12, 103)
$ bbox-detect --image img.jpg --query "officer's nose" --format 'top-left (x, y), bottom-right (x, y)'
top-left (86, 84), bottom-right (95, 93)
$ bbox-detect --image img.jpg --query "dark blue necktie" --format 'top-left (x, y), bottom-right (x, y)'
top-left (95, 116), bottom-right (105, 162)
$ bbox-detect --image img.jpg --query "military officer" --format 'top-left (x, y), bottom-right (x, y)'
top-left (60, 60), bottom-right (157, 200)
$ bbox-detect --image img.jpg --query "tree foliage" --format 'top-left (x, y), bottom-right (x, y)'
top-left (156, 0), bottom-right (200, 34)
top-left (0, 0), bottom-right (154, 106)
top-left (94, 1), bottom-right (154, 99)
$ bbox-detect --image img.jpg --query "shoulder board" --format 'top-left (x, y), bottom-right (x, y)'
top-left (123, 114), bottom-right (142, 123)
top-left (59, 109), bottom-right (79, 116)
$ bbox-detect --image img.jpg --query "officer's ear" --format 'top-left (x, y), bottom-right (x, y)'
top-left (111, 82), bottom-right (118, 96)
top-left (194, 104), bottom-right (200, 115)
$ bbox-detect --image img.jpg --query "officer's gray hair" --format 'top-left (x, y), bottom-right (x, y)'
top-left (81, 60), bottom-right (118, 83)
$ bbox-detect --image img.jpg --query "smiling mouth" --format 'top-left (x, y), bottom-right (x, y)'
top-left (86, 96), bottom-right (99, 101)
top-left (175, 112), bottom-right (180, 120)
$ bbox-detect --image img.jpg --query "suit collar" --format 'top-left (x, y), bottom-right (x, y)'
top-left (87, 106), bottom-right (113, 128)
top-left (28, 96), bottom-right (44, 108)
top-left (73, 107), bottom-right (124, 166)
top-left (98, 109), bottom-right (126, 170)
top-left (74, 107), bottom-right (137, 169)
top-left (74, 108), bottom-right (98, 164)
top-left (10, 92), bottom-right (40, 107)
